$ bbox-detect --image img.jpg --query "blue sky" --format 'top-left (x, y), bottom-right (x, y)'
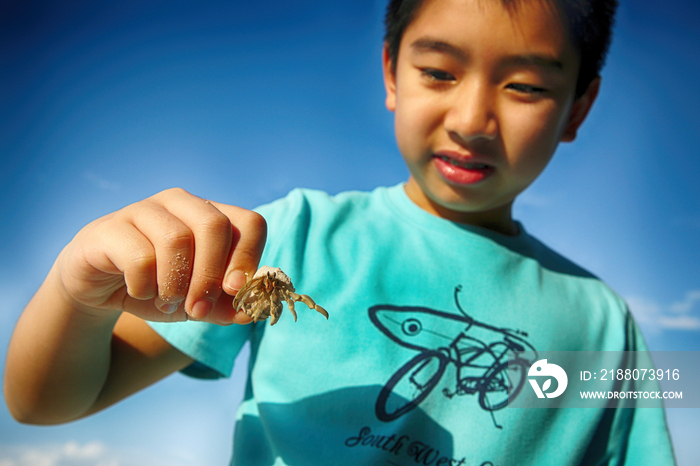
top-left (1, 0), bottom-right (698, 464)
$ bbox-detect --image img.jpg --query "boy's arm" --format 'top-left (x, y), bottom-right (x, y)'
top-left (4, 271), bottom-right (191, 424)
top-left (4, 188), bottom-right (267, 424)
top-left (86, 312), bottom-right (193, 416)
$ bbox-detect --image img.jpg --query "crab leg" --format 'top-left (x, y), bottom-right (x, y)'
top-left (292, 293), bottom-right (329, 319)
top-left (285, 299), bottom-right (298, 322)
top-left (268, 294), bottom-right (284, 326)
top-left (269, 310), bottom-right (280, 326)
top-left (232, 283), bottom-right (256, 311)
top-left (249, 300), bottom-right (267, 323)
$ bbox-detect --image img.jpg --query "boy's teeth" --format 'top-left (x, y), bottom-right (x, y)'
top-left (438, 156), bottom-right (488, 169)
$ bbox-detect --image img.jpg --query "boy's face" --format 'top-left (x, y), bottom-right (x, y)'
top-left (383, 0), bottom-right (599, 234)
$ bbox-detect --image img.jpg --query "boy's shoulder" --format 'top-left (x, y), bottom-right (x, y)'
top-left (254, 185), bottom-right (398, 230)
top-left (519, 230), bottom-right (626, 304)
top-left (257, 185), bottom-right (391, 209)
top-left (520, 231), bottom-right (598, 280)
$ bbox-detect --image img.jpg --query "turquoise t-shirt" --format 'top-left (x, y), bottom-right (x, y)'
top-left (150, 184), bottom-right (675, 466)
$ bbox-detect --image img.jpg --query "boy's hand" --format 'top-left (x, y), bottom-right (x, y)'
top-left (56, 188), bottom-right (266, 325)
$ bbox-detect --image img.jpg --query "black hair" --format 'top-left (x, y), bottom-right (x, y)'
top-left (384, 0), bottom-right (618, 97)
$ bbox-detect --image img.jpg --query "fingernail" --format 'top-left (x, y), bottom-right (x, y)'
top-left (156, 297), bottom-right (182, 315)
top-left (225, 270), bottom-right (248, 292)
top-left (190, 299), bottom-right (214, 320)
top-left (162, 303), bottom-right (178, 314)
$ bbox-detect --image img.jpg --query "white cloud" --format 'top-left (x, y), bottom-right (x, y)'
top-left (0, 441), bottom-right (113, 466)
top-left (627, 289), bottom-right (700, 332)
top-left (658, 315), bottom-right (700, 330)
top-left (669, 290), bottom-right (700, 314)
top-left (0, 442), bottom-right (191, 466)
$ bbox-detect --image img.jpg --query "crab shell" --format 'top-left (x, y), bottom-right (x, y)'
top-left (232, 266), bottom-right (329, 326)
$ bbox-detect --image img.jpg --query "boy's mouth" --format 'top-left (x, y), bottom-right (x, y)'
top-left (435, 155), bottom-right (490, 170)
top-left (432, 153), bottom-right (494, 185)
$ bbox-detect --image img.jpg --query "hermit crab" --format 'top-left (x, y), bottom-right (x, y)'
top-left (232, 266), bottom-right (329, 326)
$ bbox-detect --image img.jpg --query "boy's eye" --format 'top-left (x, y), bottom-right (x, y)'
top-left (506, 83), bottom-right (548, 95)
top-left (421, 68), bottom-right (456, 82)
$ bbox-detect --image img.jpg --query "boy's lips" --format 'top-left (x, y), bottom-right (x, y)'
top-left (432, 152), bottom-right (494, 185)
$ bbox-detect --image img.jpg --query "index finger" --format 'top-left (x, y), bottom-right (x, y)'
top-left (207, 201), bottom-right (267, 320)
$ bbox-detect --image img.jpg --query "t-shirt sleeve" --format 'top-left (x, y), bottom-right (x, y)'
top-left (149, 319), bottom-right (251, 379)
top-left (616, 313), bottom-right (677, 465)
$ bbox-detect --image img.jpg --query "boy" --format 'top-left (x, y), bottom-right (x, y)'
top-left (4, 0), bottom-right (676, 464)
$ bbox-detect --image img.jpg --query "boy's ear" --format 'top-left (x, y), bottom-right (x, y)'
top-left (561, 77), bottom-right (601, 142)
top-left (382, 44), bottom-right (397, 112)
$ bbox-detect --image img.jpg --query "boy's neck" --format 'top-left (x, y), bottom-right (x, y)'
top-left (403, 179), bottom-right (520, 236)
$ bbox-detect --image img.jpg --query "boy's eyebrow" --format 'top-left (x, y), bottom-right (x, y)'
top-left (410, 36), bottom-right (565, 73)
top-left (410, 38), bottom-right (468, 62)
top-left (501, 54), bottom-right (565, 73)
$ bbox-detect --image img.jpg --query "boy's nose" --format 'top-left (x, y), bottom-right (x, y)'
top-left (443, 79), bottom-right (498, 143)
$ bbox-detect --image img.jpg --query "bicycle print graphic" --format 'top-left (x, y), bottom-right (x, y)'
top-left (369, 285), bottom-right (538, 429)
